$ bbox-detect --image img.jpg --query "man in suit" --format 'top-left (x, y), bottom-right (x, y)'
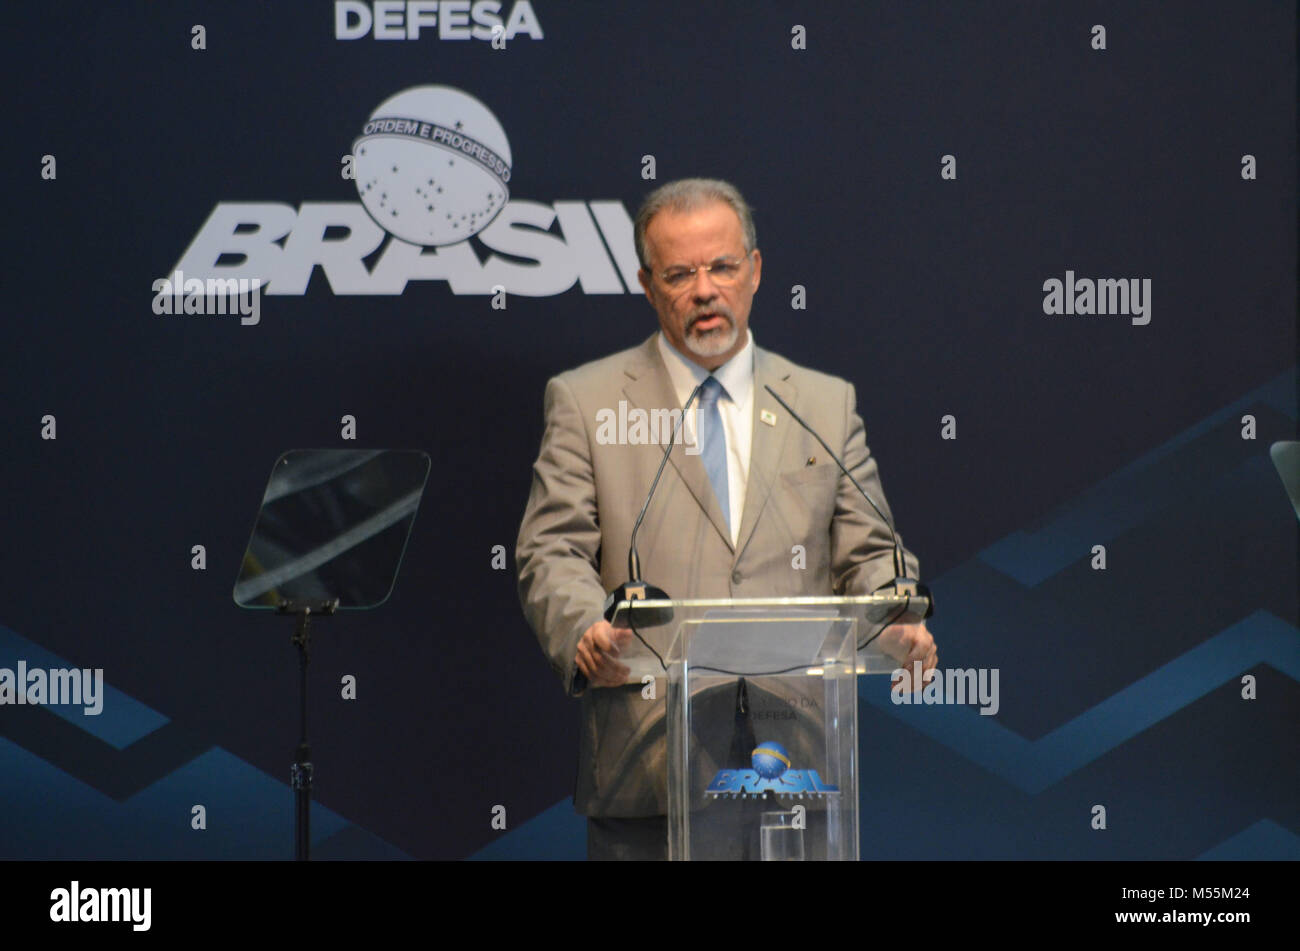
top-left (516, 178), bottom-right (936, 859)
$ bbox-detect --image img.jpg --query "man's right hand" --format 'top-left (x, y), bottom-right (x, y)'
top-left (575, 620), bottom-right (634, 687)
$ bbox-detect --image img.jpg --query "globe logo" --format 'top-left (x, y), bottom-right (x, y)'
top-left (751, 741), bottom-right (791, 780)
top-left (352, 85), bottom-right (512, 247)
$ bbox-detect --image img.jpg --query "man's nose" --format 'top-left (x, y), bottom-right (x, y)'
top-left (690, 269), bottom-right (719, 299)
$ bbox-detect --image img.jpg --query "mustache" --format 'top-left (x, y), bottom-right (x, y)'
top-left (686, 306), bottom-right (735, 332)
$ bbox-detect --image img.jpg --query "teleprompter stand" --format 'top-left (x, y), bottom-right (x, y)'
top-left (278, 599), bottom-right (338, 862)
top-left (232, 449), bottom-right (431, 860)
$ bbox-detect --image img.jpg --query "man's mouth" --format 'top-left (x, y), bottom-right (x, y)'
top-left (690, 313), bottom-right (729, 333)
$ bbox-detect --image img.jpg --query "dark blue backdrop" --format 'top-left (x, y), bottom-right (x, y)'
top-left (2, 0), bottom-right (1295, 860)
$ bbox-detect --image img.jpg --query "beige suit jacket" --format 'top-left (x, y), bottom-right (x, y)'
top-left (515, 333), bottom-right (918, 816)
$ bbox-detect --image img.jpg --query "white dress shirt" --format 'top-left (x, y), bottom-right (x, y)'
top-left (656, 330), bottom-right (754, 546)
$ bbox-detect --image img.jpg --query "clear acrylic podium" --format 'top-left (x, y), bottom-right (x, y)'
top-left (609, 595), bottom-right (917, 861)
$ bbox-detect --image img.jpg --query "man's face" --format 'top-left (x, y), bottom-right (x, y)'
top-left (637, 200), bottom-right (762, 371)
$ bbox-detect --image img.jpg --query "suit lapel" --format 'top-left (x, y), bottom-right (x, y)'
top-left (734, 347), bottom-right (795, 561)
top-left (622, 336), bottom-right (733, 551)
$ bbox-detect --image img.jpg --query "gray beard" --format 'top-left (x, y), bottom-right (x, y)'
top-left (685, 321), bottom-right (739, 359)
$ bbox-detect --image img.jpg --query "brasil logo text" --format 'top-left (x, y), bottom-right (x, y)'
top-left (705, 741), bottom-right (840, 799)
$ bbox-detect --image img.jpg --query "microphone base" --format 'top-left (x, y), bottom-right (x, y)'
top-left (603, 581), bottom-right (674, 627)
top-left (886, 578), bottom-right (934, 620)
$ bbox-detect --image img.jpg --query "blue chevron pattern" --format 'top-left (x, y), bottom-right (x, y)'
top-left (981, 370), bottom-right (1296, 587)
top-left (1196, 820), bottom-right (1300, 861)
top-left (861, 611), bottom-right (1299, 794)
top-left (0, 624), bottom-right (408, 860)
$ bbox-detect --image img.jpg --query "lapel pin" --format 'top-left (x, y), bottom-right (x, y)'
top-left (760, 409), bottom-right (777, 427)
top-left (806, 456), bottom-right (817, 466)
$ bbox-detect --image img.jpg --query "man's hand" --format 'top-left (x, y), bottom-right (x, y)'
top-left (875, 620), bottom-right (938, 693)
top-left (575, 620), bottom-right (634, 688)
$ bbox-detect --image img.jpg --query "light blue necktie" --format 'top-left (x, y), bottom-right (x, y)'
top-left (698, 376), bottom-right (730, 534)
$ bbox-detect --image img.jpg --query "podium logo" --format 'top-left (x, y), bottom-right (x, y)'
top-left (167, 84), bottom-right (640, 297)
top-left (751, 741), bottom-right (790, 778)
top-left (705, 741), bottom-right (840, 799)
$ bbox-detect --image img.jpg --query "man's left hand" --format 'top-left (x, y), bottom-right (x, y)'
top-left (875, 621), bottom-right (937, 693)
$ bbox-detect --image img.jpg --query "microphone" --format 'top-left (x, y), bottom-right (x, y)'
top-left (602, 380), bottom-right (706, 628)
top-left (763, 383), bottom-right (933, 621)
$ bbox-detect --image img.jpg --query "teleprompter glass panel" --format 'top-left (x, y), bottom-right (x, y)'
top-left (232, 449), bottom-right (430, 610)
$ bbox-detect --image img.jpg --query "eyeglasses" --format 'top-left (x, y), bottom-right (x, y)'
top-left (656, 253), bottom-right (751, 291)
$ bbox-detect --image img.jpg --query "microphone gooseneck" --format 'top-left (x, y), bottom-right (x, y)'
top-left (763, 383), bottom-right (933, 623)
top-left (626, 380), bottom-right (706, 583)
top-left (603, 379), bottom-right (707, 627)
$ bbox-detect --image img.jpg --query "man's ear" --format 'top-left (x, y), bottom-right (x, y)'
top-left (637, 267), bottom-right (655, 306)
top-left (749, 249), bottom-right (762, 292)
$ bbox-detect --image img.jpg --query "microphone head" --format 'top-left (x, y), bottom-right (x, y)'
top-left (603, 581), bottom-right (674, 627)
